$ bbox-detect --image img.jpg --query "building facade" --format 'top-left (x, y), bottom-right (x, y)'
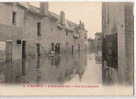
top-left (87, 38), bottom-right (95, 52)
top-left (0, 3), bottom-right (87, 58)
top-left (102, 2), bottom-right (134, 85)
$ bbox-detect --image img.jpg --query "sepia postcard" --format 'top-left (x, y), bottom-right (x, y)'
top-left (0, 1), bottom-right (134, 96)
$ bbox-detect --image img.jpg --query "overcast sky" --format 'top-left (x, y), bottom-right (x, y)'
top-left (31, 2), bottom-right (102, 39)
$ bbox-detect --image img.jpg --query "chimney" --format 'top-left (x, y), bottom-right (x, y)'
top-left (40, 2), bottom-right (49, 16)
top-left (79, 20), bottom-right (85, 29)
top-left (60, 11), bottom-right (65, 25)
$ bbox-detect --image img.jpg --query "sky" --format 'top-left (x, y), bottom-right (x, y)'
top-left (30, 2), bottom-right (102, 39)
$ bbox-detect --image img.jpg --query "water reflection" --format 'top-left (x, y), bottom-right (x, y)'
top-left (94, 49), bottom-right (133, 86)
top-left (50, 55), bottom-right (61, 67)
top-left (102, 65), bottom-right (118, 85)
top-left (102, 65), bottom-right (133, 85)
top-left (95, 51), bottom-right (102, 64)
top-left (0, 51), bottom-right (87, 84)
top-left (3, 59), bottom-right (22, 84)
top-left (102, 57), bottom-right (133, 85)
top-left (0, 49), bottom-right (133, 85)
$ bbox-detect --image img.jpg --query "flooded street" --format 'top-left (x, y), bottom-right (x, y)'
top-left (0, 2), bottom-right (134, 96)
top-left (65, 52), bottom-right (102, 85)
top-left (0, 49), bottom-right (134, 96)
top-left (0, 49), bottom-right (133, 96)
top-left (0, 50), bottom-right (104, 85)
top-left (0, 49), bottom-right (133, 86)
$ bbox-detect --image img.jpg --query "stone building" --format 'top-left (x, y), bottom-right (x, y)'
top-left (0, 2), bottom-right (87, 58)
top-left (87, 38), bottom-right (95, 52)
top-left (102, 2), bottom-right (134, 85)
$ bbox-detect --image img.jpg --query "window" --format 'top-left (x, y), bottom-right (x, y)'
top-left (16, 40), bottom-right (22, 44)
top-left (37, 22), bottom-right (41, 36)
top-left (12, 11), bottom-right (16, 25)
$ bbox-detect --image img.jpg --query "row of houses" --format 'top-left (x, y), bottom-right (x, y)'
top-left (0, 2), bottom-right (87, 59)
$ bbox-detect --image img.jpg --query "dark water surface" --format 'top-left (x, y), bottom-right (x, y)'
top-left (0, 50), bottom-right (133, 85)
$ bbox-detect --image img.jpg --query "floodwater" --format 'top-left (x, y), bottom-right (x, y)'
top-left (0, 49), bottom-right (101, 85)
top-left (0, 49), bottom-right (133, 86)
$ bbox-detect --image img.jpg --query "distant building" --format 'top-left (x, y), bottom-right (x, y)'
top-left (0, 3), bottom-right (87, 57)
top-left (94, 32), bottom-right (102, 64)
top-left (102, 2), bottom-right (134, 84)
top-left (87, 38), bottom-right (95, 52)
top-left (95, 32), bottom-right (102, 51)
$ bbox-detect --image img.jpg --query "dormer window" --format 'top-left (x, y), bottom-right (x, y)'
top-left (12, 11), bottom-right (16, 25)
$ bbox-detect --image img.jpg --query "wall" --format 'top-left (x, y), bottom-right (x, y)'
top-left (0, 3), bottom-right (25, 28)
top-left (124, 3), bottom-right (134, 84)
top-left (23, 12), bottom-right (86, 56)
top-left (102, 2), bottom-right (134, 84)
top-left (41, 17), bottom-right (67, 53)
top-left (0, 24), bottom-right (23, 41)
top-left (102, 3), bottom-right (127, 84)
top-left (23, 11), bottom-right (41, 56)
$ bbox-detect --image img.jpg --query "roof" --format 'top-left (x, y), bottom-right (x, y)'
top-left (4, 3), bottom-right (87, 33)
top-left (17, 3), bottom-right (78, 26)
top-left (17, 3), bottom-right (45, 17)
